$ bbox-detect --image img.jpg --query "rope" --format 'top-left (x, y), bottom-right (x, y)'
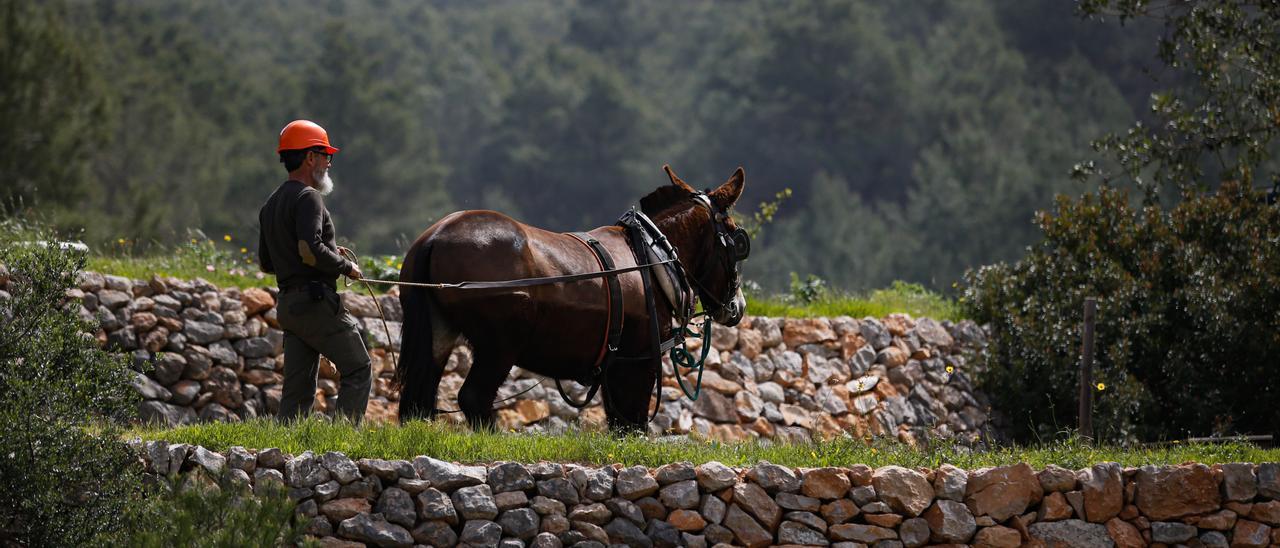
top-left (669, 314), bottom-right (712, 401)
top-left (337, 248), bottom-right (546, 415)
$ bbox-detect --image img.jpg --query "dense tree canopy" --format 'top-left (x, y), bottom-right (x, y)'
top-left (3, 0), bottom-right (1162, 292)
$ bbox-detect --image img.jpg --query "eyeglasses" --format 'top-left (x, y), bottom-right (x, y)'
top-left (309, 148), bottom-right (332, 160)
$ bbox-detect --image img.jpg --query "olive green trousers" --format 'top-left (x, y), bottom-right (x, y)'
top-left (274, 289), bottom-right (371, 423)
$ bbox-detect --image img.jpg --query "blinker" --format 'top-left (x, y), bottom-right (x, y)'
top-left (723, 228), bottom-right (750, 262)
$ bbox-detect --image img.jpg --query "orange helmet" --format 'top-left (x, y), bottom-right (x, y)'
top-left (277, 120), bottom-right (339, 155)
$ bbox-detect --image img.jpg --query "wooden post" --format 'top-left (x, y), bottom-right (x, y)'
top-left (1079, 297), bottom-right (1097, 442)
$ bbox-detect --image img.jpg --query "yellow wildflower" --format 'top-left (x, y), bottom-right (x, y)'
top-left (240, 247), bottom-right (247, 253)
top-left (945, 366), bottom-right (954, 374)
top-left (117, 238), bottom-right (125, 244)
top-left (396, 262), bottom-right (403, 269)
top-left (223, 234), bottom-right (231, 242)
top-left (1096, 382), bottom-right (1106, 391)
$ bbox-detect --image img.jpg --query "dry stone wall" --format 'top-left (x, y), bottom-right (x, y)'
top-left (136, 441), bottom-right (1280, 547)
top-left (68, 272), bottom-right (994, 444)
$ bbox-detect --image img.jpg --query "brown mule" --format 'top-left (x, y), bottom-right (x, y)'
top-left (395, 165), bottom-right (748, 432)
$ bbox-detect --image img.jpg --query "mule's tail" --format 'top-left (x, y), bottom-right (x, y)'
top-left (396, 242), bottom-right (440, 420)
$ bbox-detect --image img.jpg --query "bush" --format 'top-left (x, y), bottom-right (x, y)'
top-left (963, 183), bottom-right (1280, 443)
top-left (119, 474), bottom-right (312, 548)
top-left (0, 220), bottom-right (142, 544)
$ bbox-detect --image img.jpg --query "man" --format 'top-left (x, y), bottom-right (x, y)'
top-left (258, 119), bottom-right (371, 423)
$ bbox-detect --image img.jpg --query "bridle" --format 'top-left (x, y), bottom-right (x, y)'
top-left (687, 192), bottom-right (750, 321)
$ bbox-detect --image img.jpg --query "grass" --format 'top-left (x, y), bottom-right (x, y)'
top-left (746, 281), bottom-right (964, 321)
top-left (129, 419), bottom-right (1280, 469)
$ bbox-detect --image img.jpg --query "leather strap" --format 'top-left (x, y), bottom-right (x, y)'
top-left (557, 232), bottom-right (626, 409)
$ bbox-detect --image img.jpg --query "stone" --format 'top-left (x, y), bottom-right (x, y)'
top-left (829, 523), bottom-right (897, 544)
top-left (452, 484), bottom-right (499, 520)
top-left (338, 475), bottom-right (379, 499)
top-left (286, 451), bottom-right (331, 488)
top-left (1039, 491), bottom-right (1073, 521)
top-left (655, 462), bottom-right (696, 485)
top-left (241, 287), bottom-right (274, 315)
top-left (1027, 519), bottom-right (1113, 548)
top-left (459, 520), bottom-right (503, 547)
top-left (153, 352), bottom-right (187, 385)
top-left (616, 466), bottom-right (659, 500)
top-left (1258, 463), bottom-right (1280, 499)
top-left (490, 461), bottom-right (537, 493)
top-left (1251, 500), bottom-right (1280, 526)
top-left (1150, 521), bottom-right (1196, 543)
top-left (898, 517), bottom-right (930, 547)
top-left (695, 461), bottom-right (738, 491)
top-left (375, 487), bottom-right (416, 528)
top-left (605, 497), bottom-right (644, 525)
top-left (314, 481), bottom-right (340, 503)
top-left (722, 504), bottom-right (771, 548)
top-left (320, 451), bottom-right (360, 484)
top-left (190, 446), bottom-right (226, 476)
top-left (1198, 530), bottom-right (1230, 548)
top-left (747, 461), bottom-right (800, 494)
top-left (320, 498), bottom-right (370, 522)
top-left (529, 532), bottom-right (560, 548)
top-left (732, 482), bottom-right (781, 530)
top-left (411, 521), bottom-right (458, 547)
top-left (972, 525), bottom-right (1021, 548)
top-left (1198, 509), bottom-right (1238, 530)
top-left (569, 503), bottom-right (612, 525)
top-left (645, 518), bottom-right (681, 548)
top-left (801, 467), bottom-right (852, 500)
top-left (538, 478), bottom-right (581, 505)
top-left (911, 318), bottom-right (954, 348)
top-left (357, 458), bottom-right (414, 482)
top-left (850, 485), bottom-right (876, 506)
top-left (658, 480), bottom-right (700, 510)
top-left (605, 517), bottom-right (652, 547)
top-left (933, 464), bottom-right (967, 501)
top-left (667, 509), bottom-right (706, 532)
top-left (541, 514), bottom-right (569, 535)
top-left (1219, 462), bottom-right (1258, 502)
top-left (964, 463), bottom-right (1042, 521)
top-left (499, 508), bottom-right (542, 540)
top-left (184, 320), bottom-right (224, 344)
top-left (1079, 462), bottom-right (1122, 523)
top-left (1104, 517), bottom-right (1143, 548)
top-left (776, 492), bottom-right (820, 512)
top-left (820, 498), bottom-right (859, 525)
top-left (138, 400), bottom-right (195, 425)
top-left (496, 490), bottom-right (529, 511)
top-left (531, 495), bottom-right (567, 516)
top-left (923, 499), bottom-right (976, 543)
top-left (1037, 464), bottom-right (1078, 493)
top-left (336, 513), bottom-right (413, 547)
top-left (777, 521), bottom-right (826, 546)
top-left (872, 466), bottom-right (933, 517)
top-left (414, 488), bottom-right (457, 524)
top-left (226, 446), bottom-right (255, 473)
top-left (1231, 519), bottom-right (1271, 548)
top-left (413, 455), bottom-right (486, 490)
top-left (572, 520), bottom-right (609, 544)
top-left (691, 390), bottom-right (737, 423)
top-left (1133, 464), bottom-right (1220, 520)
top-left (256, 447), bottom-right (286, 469)
top-left (864, 512), bottom-right (903, 528)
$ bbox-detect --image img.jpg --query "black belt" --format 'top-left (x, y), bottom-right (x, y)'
top-left (279, 281), bottom-right (335, 296)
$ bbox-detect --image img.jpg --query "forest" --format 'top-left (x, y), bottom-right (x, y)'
top-left (4, 0), bottom-right (1167, 292)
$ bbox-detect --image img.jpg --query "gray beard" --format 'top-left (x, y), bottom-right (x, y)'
top-left (315, 169), bottom-right (334, 196)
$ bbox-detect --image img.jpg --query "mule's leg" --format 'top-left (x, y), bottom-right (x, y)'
top-left (457, 346), bottom-right (517, 430)
top-left (398, 291), bottom-right (459, 421)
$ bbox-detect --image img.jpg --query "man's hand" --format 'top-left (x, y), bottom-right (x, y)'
top-left (337, 245), bottom-right (353, 257)
top-left (347, 263), bottom-right (364, 280)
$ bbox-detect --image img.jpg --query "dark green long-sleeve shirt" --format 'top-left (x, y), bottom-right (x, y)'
top-left (258, 180), bottom-right (354, 290)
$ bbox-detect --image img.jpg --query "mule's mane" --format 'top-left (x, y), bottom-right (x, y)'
top-left (639, 185), bottom-right (694, 218)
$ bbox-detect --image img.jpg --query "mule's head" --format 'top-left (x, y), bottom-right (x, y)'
top-left (645, 165), bottom-right (750, 327)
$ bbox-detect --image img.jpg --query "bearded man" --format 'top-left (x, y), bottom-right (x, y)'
top-left (257, 119), bottom-right (371, 423)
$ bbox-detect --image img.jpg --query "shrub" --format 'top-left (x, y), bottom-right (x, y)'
top-left (0, 221), bottom-right (141, 545)
top-left (963, 183), bottom-right (1280, 443)
top-left (119, 475), bottom-right (312, 548)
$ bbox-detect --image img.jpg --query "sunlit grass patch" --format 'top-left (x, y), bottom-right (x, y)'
top-left (129, 419), bottom-right (1280, 469)
top-left (746, 281), bottom-right (964, 321)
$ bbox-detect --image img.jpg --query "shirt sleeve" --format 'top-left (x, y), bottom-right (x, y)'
top-left (257, 227), bottom-right (275, 274)
top-left (294, 189), bottom-right (352, 276)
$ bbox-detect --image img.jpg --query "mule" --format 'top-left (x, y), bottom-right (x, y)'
top-left (395, 165), bottom-right (748, 431)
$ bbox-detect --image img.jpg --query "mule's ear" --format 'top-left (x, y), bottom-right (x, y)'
top-left (664, 164), bottom-right (697, 194)
top-left (710, 167), bottom-right (746, 210)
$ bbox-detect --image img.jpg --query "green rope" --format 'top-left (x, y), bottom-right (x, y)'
top-left (670, 315), bottom-right (712, 400)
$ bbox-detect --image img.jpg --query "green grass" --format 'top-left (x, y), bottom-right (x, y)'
top-left (746, 282), bottom-right (964, 321)
top-left (130, 419), bottom-right (1280, 469)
